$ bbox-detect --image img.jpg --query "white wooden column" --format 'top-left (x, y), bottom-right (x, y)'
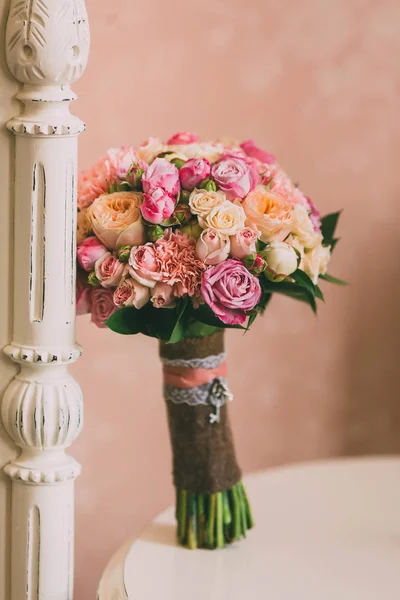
top-left (1, 1), bottom-right (89, 598)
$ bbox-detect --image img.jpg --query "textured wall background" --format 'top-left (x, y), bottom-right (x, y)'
top-left (72, 0), bottom-right (400, 597)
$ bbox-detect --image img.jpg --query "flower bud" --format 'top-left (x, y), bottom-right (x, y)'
top-left (243, 253), bottom-right (267, 276)
top-left (171, 157), bottom-right (187, 170)
top-left (199, 178), bottom-right (217, 192)
top-left (174, 203), bottom-right (192, 225)
top-left (126, 164), bottom-right (144, 189)
top-left (117, 180), bottom-right (133, 192)
top-left (262, 241), bottom-right (298, 279)
top-left (181, 220), bottom-right (203, 240)
top-left (117, 245), bottom-right (131, 263)
top-left (88, 271), bottom-right (100, 286)
top-left (178, 189), bottom-right (191, 205)
top-left (147, 225), bottom-right (165, 242)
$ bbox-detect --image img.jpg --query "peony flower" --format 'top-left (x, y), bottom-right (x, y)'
top-left (106, 146), bottom-right (143, 181)
top-left (91, 288), bottom-right (117, 328)
top-left (77, 237), bottom-right (108, 271)
top-left (94, 252), bottom-right (126, 288)
top-left (179, 158), bottom-right (211, 191)
top-left (78, 154), bottom-right (117, 209)
top-left (129, 244), bottom-right (162, 288)
top-left (155, 230), bottom-right (206, 297)
top-left (242, 185), bottom-right (292, 243)
top-left (76, 208), bottom-right (92, 244)
top-left (87, 192), bottom-right (145, 250)
top-left (230, 226), bottom-right (259, 259)
top-left (291, 205), bottom-right (323, 249)
top-left (262, 242), bottom-right (298, 277)
top-left (141, 187), bottom-right (176, 225)
top-left (142, 158), bottom-right (180, 196)
top-left (167, 132), bottom-right (200, 145)
top-left (240, 140), bottom-right (276, 165)
top-left (201, 259), bottom-right (261, 325)
top-left (303, 244), bottom-right (331, 284)
top-left (76, 270), bottom-right (92, 315)
top-left (150, 282), bottom-right (176, 308)
top-left (201, 201), bottom-right (246, 236)
top-left (188, 189), bottom-right (226, 219)
top-left (113, 276), bottom-right (150, 309)
top-left (137, 137), bottom-right (166, 164)
top-left (211, 156), bottom-right (259, 200)
top-left (196, 229), bottom-right (230, 265)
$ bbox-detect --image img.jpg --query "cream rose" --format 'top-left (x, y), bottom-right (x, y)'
top-left (303, 244), bottom-right (331, 284)
top-left (169, 142), bottom-right (225, 163)
top-left (137, 137), bottom-right (166, 164)
top-left (87, 191), bottom-right (145, 250)
top-left (286, 234), bottom-right (305, 270)
top-left (202, 201), bottom-right (246, 236)
top-left (189, 189), bottom-right (226, 219)
top-left (242, 185), bottom-right (292, 243)
top-left (291, 205), bottom-right (322, 250)
top-left (263, 241), bottom-right (298, 277)
top-left (77, 208), bottom-right (92, 244)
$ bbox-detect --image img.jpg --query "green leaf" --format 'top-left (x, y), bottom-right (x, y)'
top-left (106, 307), bottom-right (141, 335)
top-left (321, 211), bottom-right (342, 244)
top-left (319, 273), bottom-right (348, 286)
top-left (182, 321), bottom-right (221, 339)
top-left (256, 239), bottom-right (267, 252)
top-left (106, 303), bottom-right (178, 340)
top-left (291, 270), bottom-right (317, 296)
top-left (246, 311), bottom-right (258, 330)
top-left (315, 285), bottom-right (325, 301)
top-left (168, 299), bottom-right (190, 344)
top-left (263, 279), bottom-right (318, 313)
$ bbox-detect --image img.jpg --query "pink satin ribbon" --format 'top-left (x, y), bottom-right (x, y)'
top-left (163, 362), bottom-right (227, 389)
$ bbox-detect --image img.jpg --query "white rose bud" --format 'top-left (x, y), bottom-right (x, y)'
top-left (263, 241), bottom-right (298, 276)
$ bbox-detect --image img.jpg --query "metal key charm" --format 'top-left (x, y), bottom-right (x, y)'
top-left (208, 379), bottom-right (233, 424)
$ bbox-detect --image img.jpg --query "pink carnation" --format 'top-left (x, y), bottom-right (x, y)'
top-left (270, 168), bottom-right (308, 208)
top-left (78, 154), bottom-right (117, 209)
top-left (167, 132), bottom-right (199, 145)
top-left (201, 259), bottom-right (261, 325)
top-left (155, 230), bottom-right (206, 297)
top-left (107, 146), bottom-right (146, 181)
top-left (305, 196), bottom-right (322, 232)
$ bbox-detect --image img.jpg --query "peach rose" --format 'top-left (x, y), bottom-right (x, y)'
top-left (303, 244), bottom-right (331, 284)
top-left (196, 229), bottom-right (230, 265)
top-left (78, 155), bottom-right (116, 209)
top-left (188, 189), bottom-right (226, 219)
top-left (291, 205), bottom-right (323, 250)
top-left (242, 185), bottom-right (292, 243)
top-left (150, 282), bottom-right (176, 308)
top-left (94, 253), bottom-right (126, 288)
top-left (76, 208), bottom-right (92, 245)
top-left (230, 226), bottom-right (259, 259)
top-left (202, 201), bottom-right (246, 236)
top-left (87, 192), bottom-right (145, 250)
top-left (137, 137), bottom-right (166, 164)
top-left (113, 276), bottom-right (150, 309)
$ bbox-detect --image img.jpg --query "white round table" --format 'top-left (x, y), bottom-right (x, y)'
top-left (98, 458), bottom-right (400, 600)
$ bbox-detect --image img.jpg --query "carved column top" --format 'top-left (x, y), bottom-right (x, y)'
top-left (6, 0), bottom-right (90, 87)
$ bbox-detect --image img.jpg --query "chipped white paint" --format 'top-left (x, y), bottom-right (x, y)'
top-left (2, 0), bottom-right (90, 598)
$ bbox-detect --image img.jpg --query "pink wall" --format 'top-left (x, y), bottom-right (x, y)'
top-left (71, 0), bottom-right (400, 597)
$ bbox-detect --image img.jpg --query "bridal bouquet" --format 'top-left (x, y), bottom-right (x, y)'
top-left (76, 132), bottom-right (343, 549)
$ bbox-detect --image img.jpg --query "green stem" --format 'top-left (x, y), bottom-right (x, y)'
top-left (216, 493), bottom-right (224, 548)
top-left (178, 489), bottom-right (187, 543)
top-left (207, 494), bottom-right (216, 548)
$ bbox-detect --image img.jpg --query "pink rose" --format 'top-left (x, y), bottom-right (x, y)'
top-left (196, 229), bottom-right (230, 265)
top-left (94, 253), bottom-right (126, 288)
top-left (129, 244), bottom-right (162, 288)
top-left (77, 236), bottom-right (108, 271)
top-left (179, 158), bottom-right (211, 191)
top-left (78, 154), bottom-right (117, 209)
top-left (91, 288), bottom-right (117, 328)
top-left (240, 140), bottom-right (276, 165)
top-left (113, 276), bottom-right (150, 309)
top-left (305, 196), bottom-right (322, 232)
top-left (142, 158), bottom-right (180, 196)
top-left (211, 157), bottom-right (259, 200)
top-left (201, 259), bottom-right (261, 325)
top-left (167, 132), bottom-right (199, 145)
top-left (230, 227), bottom-right (259, 259)
top-left (150, 282), bottom-right (176, 308)
top-left (76, 270), bottom-right (91, 315)
top-left (140, 187), bottom-right (176, 225)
